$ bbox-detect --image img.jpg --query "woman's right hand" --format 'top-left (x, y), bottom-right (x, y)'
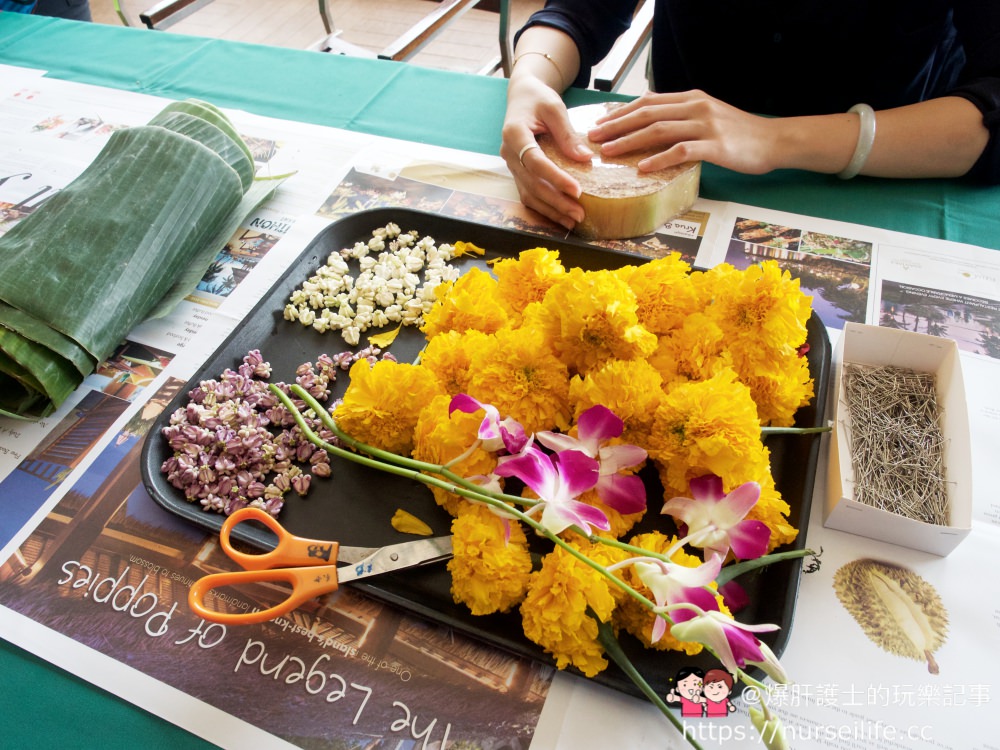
top-left (500, 74), bottom-right (593, 230)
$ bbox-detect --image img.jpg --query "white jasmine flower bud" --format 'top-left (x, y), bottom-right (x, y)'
top-left (342, 326), bottom-right (361, 346)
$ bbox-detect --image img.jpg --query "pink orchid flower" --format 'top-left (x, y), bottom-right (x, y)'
top-left (661, 474), bottom-right (770, 561)
top-left (449, 394), bottom-right (529, 454)
top-left (632, 553), bottom-right (723, 643)
top-left (536, 404), bottom-right (647, 515)
top-left (668, 607), bottom-right (785, 681)
top-left (493, 445), bottom-right (608, 536)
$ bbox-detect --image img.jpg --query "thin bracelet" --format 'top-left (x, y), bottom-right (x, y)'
top-left (837, 103), bottom-right (877, 180)
top-left (512, 51), bottom-right (566, 88)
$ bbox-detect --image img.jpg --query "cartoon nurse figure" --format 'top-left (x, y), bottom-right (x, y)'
top-left (702, 669), bottom-right (736, 717)
top-left (666, 667), bottom-right (705, 717)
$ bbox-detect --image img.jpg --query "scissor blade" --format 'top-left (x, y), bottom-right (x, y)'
top-left (337, 536), bottom-right (453, 584)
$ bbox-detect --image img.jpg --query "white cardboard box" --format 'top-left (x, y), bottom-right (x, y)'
top-left (824, 322), bottom-right (972, 556)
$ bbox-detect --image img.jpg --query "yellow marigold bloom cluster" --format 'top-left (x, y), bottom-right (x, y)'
top-left (419, 329), bottom-right (487, 396)
top-left (412, 394), bottom-right (497, 516)
top-left (646, 312), bottom-right (732, 390)
top-left (616, 253), bottom-right (703, 335)
top-left (748, 471), bottom-right (799, 552)
top-left (648, 370), bottom-right (770, 497)
top-left (465, 325), bottom-right (572, 434)
top-left (568, 357), bottom-right (664, 447)
top-left (334, 359), bottom-right (441, 455)
top-left (334, 248), bottom-right (815, 676)
top-left (449, 503), bottom-right (533, 615)
top-left (491, 246), bottom-right (566, 324)
top-left (421, 267), bottom-right (509, 337)
top-left (520, 544), bottom-right (618, 678)
top-left (699, 261), bottom-right (814, 427)
top-left (537, 267), bottom-right (658, 375)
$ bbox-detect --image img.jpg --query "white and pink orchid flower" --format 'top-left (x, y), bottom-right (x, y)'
top-left (536, 405), bottom-right (647, 515)
top-left (449, 394), bottom-right (529, 455)
top-left (493, 444), bottom-right (608, 536)
top-left (630, 553), bottom-right (724, 644)
top-left (661, 474), bottom-right (770, 561)
top-left (668, 605), bottom-right (784, 679)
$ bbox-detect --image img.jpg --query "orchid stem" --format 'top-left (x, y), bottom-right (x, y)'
top-left (761, 425), bottom-right (830, 435)
top-left (715, 548), bottom-right (818, 586)
top-left (275, 384), bottom-right (658, 613)
top-left (594, 617), bottom-right (705, 750)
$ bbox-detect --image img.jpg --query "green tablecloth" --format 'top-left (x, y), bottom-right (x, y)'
top-left (1, 12), bottom-right (998, 749)
top-left (3, 13), bottom-right (999, 250)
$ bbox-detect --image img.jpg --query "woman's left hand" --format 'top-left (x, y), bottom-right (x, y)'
top-left (588, 90), bottom-right (782, 175)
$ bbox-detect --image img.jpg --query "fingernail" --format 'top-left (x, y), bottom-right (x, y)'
top-left (575, 144), bottom-right (593, 158)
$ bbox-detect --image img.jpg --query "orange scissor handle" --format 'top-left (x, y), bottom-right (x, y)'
top-left (188, 565), bottom-right (341, 625)
top-left (218, 506), bottom-right (340, 571)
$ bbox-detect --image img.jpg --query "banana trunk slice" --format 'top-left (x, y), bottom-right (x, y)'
top-left (537, 103), bottom-right (701, 240)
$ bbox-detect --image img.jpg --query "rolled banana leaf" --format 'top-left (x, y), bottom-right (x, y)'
top-left (0, 99), bottom-right (275, 420)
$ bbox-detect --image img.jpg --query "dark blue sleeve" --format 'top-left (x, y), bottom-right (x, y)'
top-left (949, 1), bottom-right (1000, 183)
top-left (514, 0), bottom-right (639, 89)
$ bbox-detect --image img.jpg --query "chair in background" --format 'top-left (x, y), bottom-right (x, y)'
top-left (592, 0), bottom-right (652, 92)
top-left (376, 0), bottom-right (511, 76)
top-left (112, 0), bottom-right (333, 37)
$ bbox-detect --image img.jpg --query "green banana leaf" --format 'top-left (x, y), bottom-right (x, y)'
top-left (0, 99), bottom-right (280, 420)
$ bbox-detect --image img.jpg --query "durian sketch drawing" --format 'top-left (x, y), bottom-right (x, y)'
top-left (833, 558), bottom-right (948, 674)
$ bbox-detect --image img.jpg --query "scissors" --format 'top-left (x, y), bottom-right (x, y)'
top-left (188, 507), bottom-right (453, 625)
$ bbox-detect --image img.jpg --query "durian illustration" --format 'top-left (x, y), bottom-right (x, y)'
top-left (833, 558), bottom-right (948, 674)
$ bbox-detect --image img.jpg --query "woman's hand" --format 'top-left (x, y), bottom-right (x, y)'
top-left (500, 74), bottom-right (592, 230)
top-left (589, 90), bottom-right (783, 174)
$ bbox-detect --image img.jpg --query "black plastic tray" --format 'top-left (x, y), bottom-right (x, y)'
top-left (141, 207), bottom-right (831, 698)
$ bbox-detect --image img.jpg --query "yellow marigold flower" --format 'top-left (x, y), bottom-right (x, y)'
top-left (619, 253), bottom-right (702, 335)
top-left (747, 471), bottom-right (799, 552)
top-left (449, 503), bottom-right (533, 615)
top-left (419, 329), bottom-right (490, 396)
top-left (492, 247), bottom-right (566, 323)
top-left (647, 369), bottom-right (769, 494)
top-left (613, 532), bottom-right (730, 654)
top-left (335, 359), bottom-right (442, 456)
top-left (465, 326), bottom-right (572, 434)
top-left (705, 260), bottom-right (812, 358)
top-left (412, 394), bottom-right (497, 515)
top-left (568, 357), bottom-right (664, 446)
top-left (730, 348), bottom-right (815, 427)
top-left (421, 267), bottom-right (509, 338)
top-left (647, 312), bottom-right (732, 390)
top-left (520, 544), bottom-right (618, 677)
top-left (538, 267), bottom-right (657, 376)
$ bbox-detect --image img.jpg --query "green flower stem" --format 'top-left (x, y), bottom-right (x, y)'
top-left (761, 425), bottom-right (830, 435)
top-left (715, 548), bottom-right (817, 586)
top-left (287, 386), bottom-right (700, 574)
top-left (594, 617), bottom-right (704, 750)
top-left (273, 385), bottom-right (788, 747)
top-left (735, 667), bottom-right (770, 694)
top-left (287, 385), bottom-right (535, 510)
top-left (274, 385), bottom-right (658, 614)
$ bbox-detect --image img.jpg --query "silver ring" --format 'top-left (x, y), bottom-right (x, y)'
top-left (518, 143), bottom-right (539, 167)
